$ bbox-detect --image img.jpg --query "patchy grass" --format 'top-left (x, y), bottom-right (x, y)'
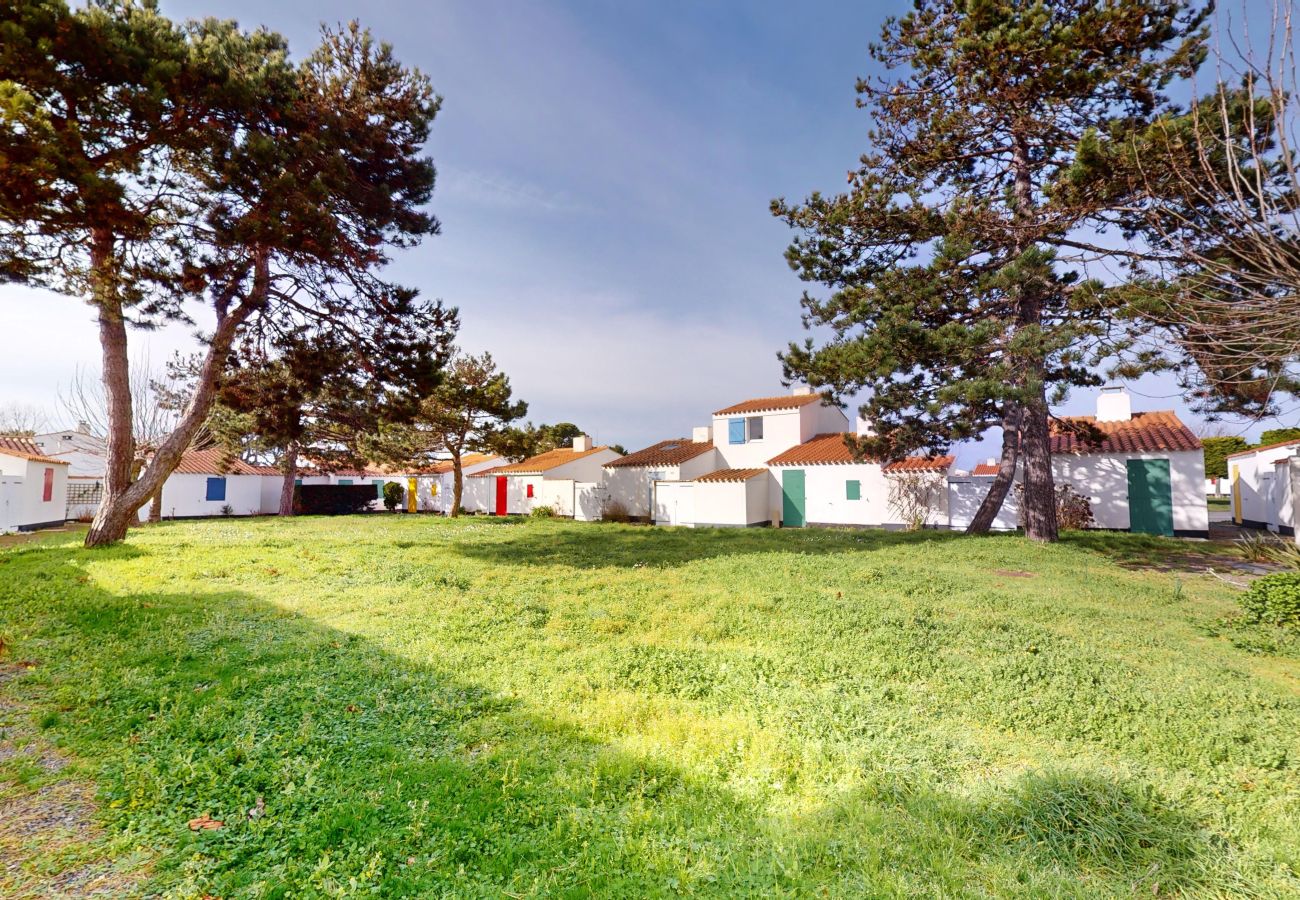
top-left (0, 516), bottom-right (1297, 897)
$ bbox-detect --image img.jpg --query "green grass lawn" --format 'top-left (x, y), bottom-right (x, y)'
top-left (1, 517), bottom-right (1298, 897)
top-left (1207, 497), bottom-right (1231, 510)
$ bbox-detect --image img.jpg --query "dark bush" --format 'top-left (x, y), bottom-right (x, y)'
top-left (383, 482), bottom-right (404, 511)
top-left (295, 485), bottom-right (377, 516)
top-left (1239, 573), bottom-right (1300, 627)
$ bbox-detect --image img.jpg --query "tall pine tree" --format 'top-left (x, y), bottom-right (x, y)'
top-left (773, 0), bottom-right (1208, 540)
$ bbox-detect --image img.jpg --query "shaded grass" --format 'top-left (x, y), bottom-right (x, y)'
top-left (0, 516), bottom-right (1297, 896)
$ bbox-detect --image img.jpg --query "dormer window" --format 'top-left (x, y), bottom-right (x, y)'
top-left (748, 417), bottom-right (763, 441)
top-left (727, 416), bottom-right (765, 444)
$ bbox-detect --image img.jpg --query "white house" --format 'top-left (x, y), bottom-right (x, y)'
top-left (603, 431), bottom-right (720, 520)
top-left (412, 453), bottom-right (503, 514)
top-left (145, 449), bottom-right (268, 520)
top-left (0, 437), bottom-right (70, 533)
top-left (470, 436), bottom-right (622, 516)
top-left (1047, 389), bottom-right (1207, 537)
top-left (766, 433), bottom-right (955, 528)
top-left (1226, 437), bottom-right (1300, 530)
top-left (31, 424), bottom-right (105, 456)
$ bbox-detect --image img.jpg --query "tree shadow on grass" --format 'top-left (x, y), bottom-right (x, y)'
top-left (0, 545), bottom-right (1250, 897)
top-left (1060, 530), bottom-right (1264, 577)
top-left (447, 521), bottom-right (962, 570)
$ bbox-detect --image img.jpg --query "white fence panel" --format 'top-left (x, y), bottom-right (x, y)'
top-left (537, 479), bottom-right (575, 517)
top-left (653, 481), bottom-right (695, 527)
top-left (0, 476), bottom-right (24, 534)
top-left (574, 481), bottom-right (609, 521)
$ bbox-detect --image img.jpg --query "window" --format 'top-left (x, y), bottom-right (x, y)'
top-left (728, 418), bottom-right (746, 444)
top-left (526, 483), bottom-right (534, 498)
top-left (373, 478), bottom-right (385, 498)
top-left (846, 479), bottom-right (861, 500)
top-left (748, 417), bottom-right (764, 441)
top-left (338, 478), bottom-right (353, 486)
top-left (205, 477), bottom-right (226, 501)
top-left (42, 468), bottom-right (54, 502)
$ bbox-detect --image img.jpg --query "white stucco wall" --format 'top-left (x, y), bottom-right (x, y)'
top-left (546, 449), bottom-right (623, 482)
top-left (691, 477), bottom-right (769, 527)
top-left (0, 455), bottom-right (69, 529)
top-left (768, 463), bottom-right (893, 527)
top-left (653, 481), bottom-right (696, 526)
top-left (1052, 450), bottom-right (1208, 534)
top-left (1230, 442), bottom-right (1300, 526)
top-left (947, 477), bottom-right (1020, 531)
top-left (150, 472), bottom-right (264, 520)
top-left (604, 450), bottom-right (719, 519)
top-left (0, 476), bottom-right (23, 533)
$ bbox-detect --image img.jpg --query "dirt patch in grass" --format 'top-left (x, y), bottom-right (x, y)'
top-left (0, 664), bottom-right (148, 899)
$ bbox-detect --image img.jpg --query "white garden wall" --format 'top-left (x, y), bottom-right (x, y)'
top-left (149, 472), bottom-right (264, 520)
top-left (947, 477), bottom-right (1020, 531)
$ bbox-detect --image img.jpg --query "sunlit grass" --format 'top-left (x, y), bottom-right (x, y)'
top-left (1, 516), bottom-right (1297, 897)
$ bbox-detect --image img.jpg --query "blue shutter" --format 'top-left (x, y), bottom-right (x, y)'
top-left (205, 477), bottom-right (226, 501)
top-left (373, 478), bottom-right (385, 498)
top-left (846, 479), bottom-right (861, 500)
top-left (338, 478), bottom-right (353, 486)
top-left (728, 418), bottom-right (746, 444)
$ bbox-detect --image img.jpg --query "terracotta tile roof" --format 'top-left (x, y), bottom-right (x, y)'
top-left (467, 464), bottom-right (508, 479)
top-left (714, 393), bottom-right (824, 416)
top-left (972, 462), bottom-right (1001, 476)
top-left (766, 433), bottom-right (861, 466)
top-left (1050, 412), bottom-right (1201, 454)
top-left (1227, 437), bottom-right (1300, 459)
top-left (426, 453), bottom-right (500, 475)
top-left (882, 455), bottom-right (955, 474)
top-left (606, 439), bottom-right (715, 468)
top-left (489, 445), bottom-right (612, 475)
top-left (247, 464), bottom-right (282, 475)
top-left (694, 467), bottom-right (767, 483)
top-left (172, 449), bottom-right (263, 476)
top-left (0, 436), bottom-right (69, 465)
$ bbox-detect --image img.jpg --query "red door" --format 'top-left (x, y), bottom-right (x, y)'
top-left (495, 476), bottom-right (508, 516)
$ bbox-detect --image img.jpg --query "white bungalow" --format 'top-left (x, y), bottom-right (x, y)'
top-left (146, 449), bottom-right (267, 520)
top-left (0, 436), bottom-right (70, 533)
top-left (603, 430), bottom-right (719, 520)
top-left (1226, 437), bottom-right (1300, 531)
top-left (470, 436), bottom-right (621, 516)
top-left (766, 433), bottom-right (954, 529)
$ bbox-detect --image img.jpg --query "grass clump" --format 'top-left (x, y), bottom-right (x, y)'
top-left (1240, 572), bottom-right (1300, 627)
top-left (0, 517), bottom-right (1297, 897)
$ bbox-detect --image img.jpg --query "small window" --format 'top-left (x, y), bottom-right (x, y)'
top-left (42, 467), bottom-right (54, 502)
top-left (748, 417), bottom-right (764, 441)
top-left (294, 478), bottom-right (302, 486)
top-left (205, 477), bottom-right (226, 501)
top-left (728, 418), bottom-right (746, 444)
top-left (373, 478), bottom-right (385, 498)
top-left (846, 479), bottom-right (861, 500)
top-left (526, 483), bottom-right (535, 498)
top-left (338, 478), bottom-right (353, 486)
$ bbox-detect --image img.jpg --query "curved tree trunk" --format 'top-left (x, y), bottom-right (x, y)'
top-left (966, 405), bottom-right (1021, 534)
top-left (278, 442), bottom-right (298, 516)
top-left (1019, 384), bottom-right (1059, 542)
top-left (86, 256), bottom-right (264, 548)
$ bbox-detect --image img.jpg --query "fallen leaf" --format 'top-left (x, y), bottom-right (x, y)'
top-left (188, 814), bottom-right (224, 831)
top-left (346, 704), bottom-right (361, 714)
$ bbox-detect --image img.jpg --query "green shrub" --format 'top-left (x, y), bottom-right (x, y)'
top-left (382, 481), bottom-right (404, 511)
top-left (530, 505), bottom-right (555, 519)
top-left (1239, 572), bottom-right (1300, 627)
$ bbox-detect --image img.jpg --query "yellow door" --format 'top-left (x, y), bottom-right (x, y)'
top-left (407, 477), bottom-right (418, 513)
top-left (1231, 465), bottom-right (1242, 523)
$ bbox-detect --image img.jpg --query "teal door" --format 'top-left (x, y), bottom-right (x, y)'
top-left (1127, 459), bottom-right (1173, 536)
top-left (782, 469), bottom-right (806, 527)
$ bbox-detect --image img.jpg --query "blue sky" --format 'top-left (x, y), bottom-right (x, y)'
top-left (0, 1), bottom-right (1291, 462)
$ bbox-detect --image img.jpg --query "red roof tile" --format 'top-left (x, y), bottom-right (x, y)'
top-left (1050, 412), bottom-right (1201, 454)
top-left (714, 394), bottom-right (824, 416)
top-left (171, 449), bottom-right (263, 476)
top-left (0, 436), bottom-right (69, 465)
top-left (489, 445), bottom-right (612, 475)
top-left (693, 468), bottom-right (767, 483)
top-left (1227, 437), bottom-right (1300, 459)
top-left (766, 433), bottom-right (861, 466)
top-left (972, 462), bottom-right (1001, 476)
top-left (882, 455), bottom-right (955, 474)
top-left (606, 439), bottom-right (714, 468)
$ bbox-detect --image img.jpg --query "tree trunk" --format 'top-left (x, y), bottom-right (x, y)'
top-left (279, 442), bottom-right (298, 516)
top-left (966, 404), bottom-right (1021, 534)
top-left (85, 229), bottom-right (137, 547)
top-left (85, 256), bottom-right (265, 548)
top-left (148, 489), bottom-right (163, 523)
top-left (450, 452), bottom-right (463, 518)
top-left (1019, 384), bottom-right (1059, 542)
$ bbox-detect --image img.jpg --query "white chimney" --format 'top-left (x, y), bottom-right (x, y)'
top-left (855, 416), bottom-right (875, 437)
top-left (692, 425), bottom-right (712, 444)
top-left (791, 385), bottom-right (812, 396)
top-left (571, 434), bottom-right (591, 452)
top-left (1096, 386), bottom-right (1132, 423)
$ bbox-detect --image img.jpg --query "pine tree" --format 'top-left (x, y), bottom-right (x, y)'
top-left (773, 0), bottom-right (1208, 540)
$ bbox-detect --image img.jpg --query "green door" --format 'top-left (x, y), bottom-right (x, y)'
top-left (1127, 459), bottom-right (1173, 536)
top-left (782, 469), bottom-right (806, 528)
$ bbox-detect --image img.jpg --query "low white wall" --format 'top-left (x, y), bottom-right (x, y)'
top-left (693, 479), bottom-right (768, 527)
top-left (152, 472), bottom-right (264, 519)
top-left (947, 477), bottom-right (1020, 531)
top-left (574, 481), bottom-right (609, 521)
top-left (536, 478), bottom-right (575, 517)
top-left (463, 476), bottom-right (492, 513)
top-left (1052, 450), bottom-right (1207, 534)
top-left (0, 476), bottom-right (22, 534)
top-left (259, 474), bottom-right (285, 514)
